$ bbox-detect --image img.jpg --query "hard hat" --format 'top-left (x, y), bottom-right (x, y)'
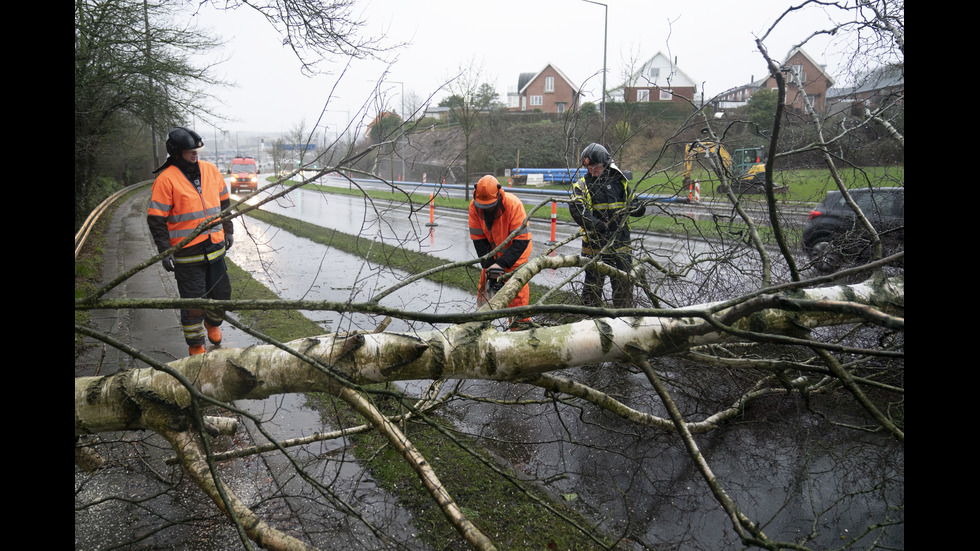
top-left (581, 143), bottom-right (611, 167)
top-left (165, 127), bottom-right (205, 157)
top-left (473, 175), bottom-right (502, 209)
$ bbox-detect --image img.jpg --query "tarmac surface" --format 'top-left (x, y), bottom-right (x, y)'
top-left (75, 184), bottom-right (224, 378)
top-left (75, 186), bottom-right (423, 550)
top-left (75, 182), bottom-right (900, 550)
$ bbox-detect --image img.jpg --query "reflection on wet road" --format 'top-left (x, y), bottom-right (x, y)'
top-left (236, 183), bottom-right (587, 296)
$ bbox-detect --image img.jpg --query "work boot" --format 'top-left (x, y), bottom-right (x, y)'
top-left (189, 344), bottom-right (206, 356)
top-left (205, 322), bottom-right (222, 345)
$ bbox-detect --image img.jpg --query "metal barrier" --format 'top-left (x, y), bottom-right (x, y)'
top-left (75, 180), bottom-right (153, 259)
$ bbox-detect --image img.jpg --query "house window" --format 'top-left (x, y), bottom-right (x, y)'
top-left (556, 102), bottom-right (566, 113)
top-left (789, 64), bottom-right (806, 84)
top-left (545, 76), bottom-right (554, 93)
top-left (530, 95), bottom-right (543, 106)
top-left (659, 89), bottom-right (672, 101)
top-left (636, 89), bottom-right (650, 102)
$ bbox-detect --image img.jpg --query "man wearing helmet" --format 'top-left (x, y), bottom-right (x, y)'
top-left (569, 143), bottom-right (645, 308)
top-left (468, 175), bottom-right (533, 313)
top-left (147, 127), bottom-right (235, 355)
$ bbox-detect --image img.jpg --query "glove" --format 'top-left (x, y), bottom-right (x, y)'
top-left (586, 216), bottom-right (607, 234)
top-left (162, 254), bottom-right (175, 272)
top-left (224, 234), bottom-right (234, 251)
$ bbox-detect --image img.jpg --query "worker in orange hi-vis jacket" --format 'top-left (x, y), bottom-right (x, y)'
top-left (468, 175), bottom-right (533, 314)
top-left (147, 127), bottom-right (234, 356)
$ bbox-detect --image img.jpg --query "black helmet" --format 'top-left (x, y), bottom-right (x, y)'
top-left (165, 127), bottom-right (205, 157)
top-left (581, 143), bottom-right (611, 167)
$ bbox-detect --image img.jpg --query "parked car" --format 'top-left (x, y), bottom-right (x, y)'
top-left (802, 187), bottom-right (904, 273)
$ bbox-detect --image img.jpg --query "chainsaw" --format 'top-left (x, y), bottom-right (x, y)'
top-left (485, 267), bottom-right (505, 295)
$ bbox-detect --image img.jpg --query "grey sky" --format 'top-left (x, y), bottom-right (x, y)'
top-left (190, 0), bottom-right (840, 138)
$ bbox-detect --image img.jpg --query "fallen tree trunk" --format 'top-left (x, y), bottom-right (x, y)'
top-left (75, 275), bottom-right (903, 436)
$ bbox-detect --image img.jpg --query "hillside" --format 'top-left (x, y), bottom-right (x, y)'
top-left (402, 126), bottom-right (465, 167)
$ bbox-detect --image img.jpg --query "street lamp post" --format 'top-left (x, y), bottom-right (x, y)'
top-left (582, 0), bottom-right (608, 126)
top-left (381, 80), bottom-right (406, 181)
top-left (367, 79), bottom-right (407, 181)
top-left (390, 80), bottom-right (406, 181)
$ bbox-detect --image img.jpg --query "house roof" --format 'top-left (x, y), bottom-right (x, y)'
top-left (517, 72), bottom-right (536, 92)
top-left (607, 52), bottom-right (698, 100)
top-left (518, 63), bottom-right (580, 94)
top-left (621, 52), bottom-right (697, 89)
top-left (782, 47), bottom-right (836, 87)
top-left (827, 64), bottom-right (903, 99)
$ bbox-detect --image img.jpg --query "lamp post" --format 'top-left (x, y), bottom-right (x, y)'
top-left (386, 80), bottom-right (406, 181)
top-left (582, 0), bottom-right (608, 125)
top-left (367, 79), bottom-right (407, 180)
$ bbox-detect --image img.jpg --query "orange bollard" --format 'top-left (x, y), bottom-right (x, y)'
top-left (548, 201), bottom-right (557, 244)
top-left (426, 192), bottom-right (438, 227)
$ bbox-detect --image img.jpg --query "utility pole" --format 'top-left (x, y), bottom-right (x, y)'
top-left (582, 0), bottom-right (608, 126)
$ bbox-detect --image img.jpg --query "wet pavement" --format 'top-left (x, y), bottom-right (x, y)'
top-left (75, 187), bottom-right (425, 550)
top-left (76, 181), bottom-right (903, 550)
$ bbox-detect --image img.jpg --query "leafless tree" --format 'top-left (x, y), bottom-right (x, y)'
top-left (75, 2), bottom-right (903, 550)
top-left (444, 58), bottom-right (494, 200)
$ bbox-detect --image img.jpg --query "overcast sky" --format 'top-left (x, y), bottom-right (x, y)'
top-left (187, 0), bottom-right (843, 139)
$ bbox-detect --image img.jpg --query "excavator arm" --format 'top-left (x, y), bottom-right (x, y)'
top-left (683, 141), bottom-right (732, 183)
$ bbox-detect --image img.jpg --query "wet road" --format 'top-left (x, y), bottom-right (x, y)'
top-left (229, 180), bottom-right (902, 550)
top-left (238, 177), bottom-right (582, 289)
top-left (235, 174), bottom-right (729, 297)
top-left (77, 183), bottom-right (901, 550)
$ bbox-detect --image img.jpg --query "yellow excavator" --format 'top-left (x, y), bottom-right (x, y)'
top-left (683, 140), bottom-right (776, 194)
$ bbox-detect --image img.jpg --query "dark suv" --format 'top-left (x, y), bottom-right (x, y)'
top-left (802, 187), bottom-right (904, 273)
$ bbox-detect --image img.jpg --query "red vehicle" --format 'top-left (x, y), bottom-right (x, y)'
top-left (229, 156), bottom-right (258, 193)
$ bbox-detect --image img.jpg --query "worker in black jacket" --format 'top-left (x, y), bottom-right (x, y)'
top-left (569, 143), bottom-right (645, 308)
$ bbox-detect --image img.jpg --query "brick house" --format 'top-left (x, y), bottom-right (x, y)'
top-left (713, 76), bottom-right (767, 110)
top-left (608, 52), bottom-right (697, 104)
top-left (827, 64), bottom-right (904, 115)
top-left (711, 48), bottom-right (836, 114)
top-left (513, 63), bottom-right (580, 114)
top-left (764, 48), bottom-right (835, 113)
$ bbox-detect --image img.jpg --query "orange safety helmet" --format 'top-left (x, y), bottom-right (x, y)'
top-left (474, 175), bottom-right (502, 209)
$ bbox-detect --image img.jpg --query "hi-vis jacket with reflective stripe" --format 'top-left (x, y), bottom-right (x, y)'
top-left (468, 189), bottom-right (533, 270)
top-left (468, 188), bottom-right (533, 309)
top-left (569, 163), bottom-right (640, 255)
top-left (147, 161), bottom-right (231, 253)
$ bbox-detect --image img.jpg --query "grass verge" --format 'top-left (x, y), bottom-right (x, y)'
top-left (307, 388), bottom-right (616, 550)
top-left (243, 206), bottom-right (577, 308)
top-left (299, 177), bottom-right (811, 244)
top-left (225, 217), bottom-right (614, 549)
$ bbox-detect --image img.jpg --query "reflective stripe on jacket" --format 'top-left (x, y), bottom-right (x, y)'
top-left (147, 162), bottom-right (230, 250)
top-left (569, 166), bottom-right (635, 255)
top-left (468, 189), bottom-right (533, 269)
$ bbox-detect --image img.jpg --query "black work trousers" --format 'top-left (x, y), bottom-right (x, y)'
top-left (173, 256), bottom-right (231, 345)
top-left (581, 251), bottom-right (634, 309)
